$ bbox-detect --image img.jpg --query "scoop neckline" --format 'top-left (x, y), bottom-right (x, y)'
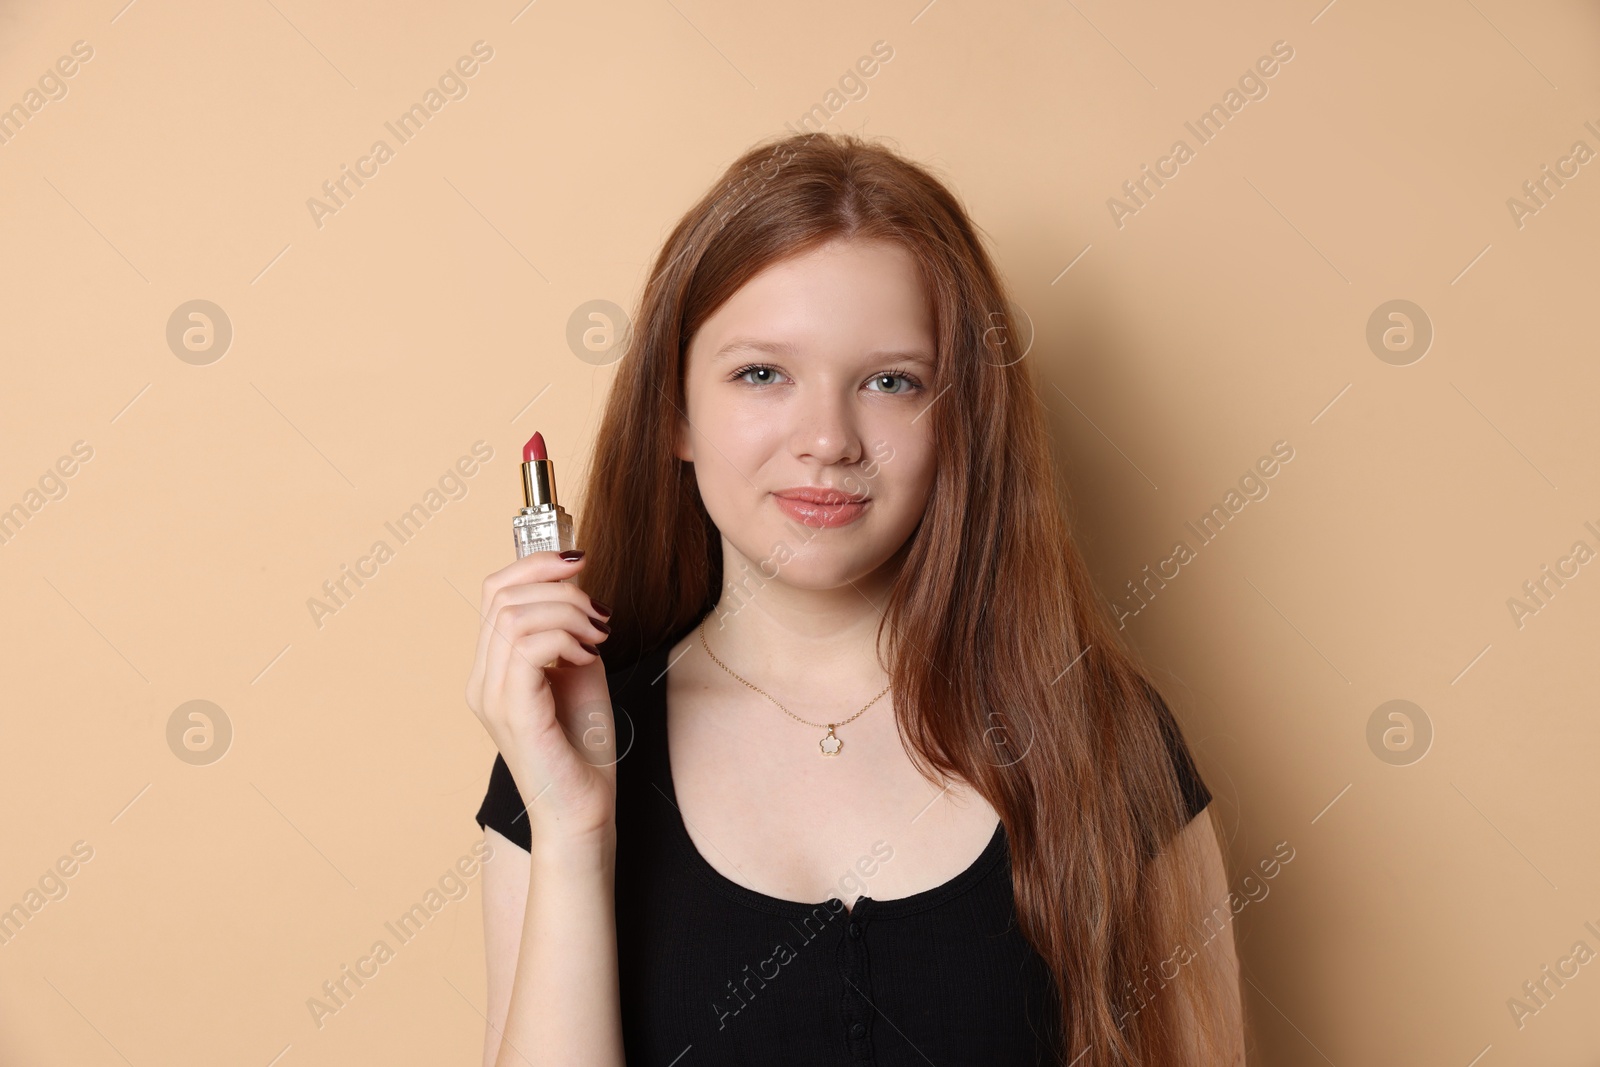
top-left (635, 639), bottom-right (1010, 922)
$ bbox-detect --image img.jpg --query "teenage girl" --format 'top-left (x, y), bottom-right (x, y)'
top-left (467, 132), bottom-right (1244, 1066)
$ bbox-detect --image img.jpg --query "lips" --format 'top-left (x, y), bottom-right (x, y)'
top-left (771, 488), bottom-right (870, 529)
top-left (772, 487), bottom-right (869, 506)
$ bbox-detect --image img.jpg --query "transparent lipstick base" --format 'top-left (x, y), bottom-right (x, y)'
top-left (513, 509), bottom-right (575, 558)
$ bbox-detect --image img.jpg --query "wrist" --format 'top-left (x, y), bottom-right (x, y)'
top-left (528, 818), bottom-right (616, 870)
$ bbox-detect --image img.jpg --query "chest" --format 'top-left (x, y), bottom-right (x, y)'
top-left (608, 650), bottom-right (1061, 1064)
top-left (663, 672), bottom-right (1001, 912)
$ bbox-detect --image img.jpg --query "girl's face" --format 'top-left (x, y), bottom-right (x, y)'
top-left (676, 237), bottom-right (939, 594)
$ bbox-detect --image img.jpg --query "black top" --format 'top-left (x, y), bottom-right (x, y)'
top-left (475, 638), bottom-right (1212, 1066)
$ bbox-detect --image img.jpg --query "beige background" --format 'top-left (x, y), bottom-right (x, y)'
top-left (2, 0), bottom-right (1598, 1063)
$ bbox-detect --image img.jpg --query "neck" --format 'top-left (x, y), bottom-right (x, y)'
top-left (701, 569), bottom-right (895, 690)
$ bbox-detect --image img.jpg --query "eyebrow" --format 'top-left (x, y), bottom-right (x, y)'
top-left (712, 337), bottom-right (934, 367)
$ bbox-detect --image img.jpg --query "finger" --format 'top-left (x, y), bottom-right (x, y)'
top-left (472, 574), bottom-right (603, 698)
top-left (481, 601), bottom-right (539, 716)
top-left (479, 598), bottom-right (609, 715)
top-left (496, 629), bottom-right (601, 727)
top-left (479, 549), bottom-right (588, 616)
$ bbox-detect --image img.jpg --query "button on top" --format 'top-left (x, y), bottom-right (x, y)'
top-left (848, 921), bottom-right (861, 939)
top-left (850, 1021), bottom-right (866, 1038)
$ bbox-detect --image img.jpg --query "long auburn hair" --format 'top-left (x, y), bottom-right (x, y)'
top-left (576, 131), bottom-right (1237, 1065)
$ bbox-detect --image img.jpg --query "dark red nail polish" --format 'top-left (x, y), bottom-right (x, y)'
top-left (579, 641), bottom-right (600, 655)
top-left (558, 549), bottom-right (585, 561)
top-left (591, 599), bottom-right (612, 617)
top-left (589, 616), bottom-right (611, 634)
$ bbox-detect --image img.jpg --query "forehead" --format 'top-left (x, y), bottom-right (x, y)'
top-left (693, 238), bottom-right (935, 365)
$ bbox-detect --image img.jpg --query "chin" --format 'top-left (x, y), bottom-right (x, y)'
top-left (770, 546), bottom-right (904, 591)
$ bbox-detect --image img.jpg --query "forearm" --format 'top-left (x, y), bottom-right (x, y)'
top-left (494, 832), bottom-right (624, 1067)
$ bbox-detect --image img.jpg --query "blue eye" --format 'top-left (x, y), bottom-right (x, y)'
top-left (733, 364), bottom-right (785, 385)
top-left (867, 372), bottom-right (918, 395)
top-left (727, 363), bottom-right (925, 394)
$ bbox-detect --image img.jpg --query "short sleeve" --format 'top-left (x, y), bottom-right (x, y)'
top-left (1149, 685), bottom-right (1212, 824)
top-left (475, 751), bottom-right (531, 852)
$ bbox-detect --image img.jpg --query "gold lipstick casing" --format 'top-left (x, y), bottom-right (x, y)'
top-left (513, 454), bottom-right (575, 558)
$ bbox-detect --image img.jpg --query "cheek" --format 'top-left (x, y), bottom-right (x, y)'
top-left (686, 385), bottom-right (769, 455)
top-left (689, 413), bottom-right (782, 508)
top-left (898, 463), bottom-right (936, 520)
top-left (875, 433), bottom-right (934, 497)
top-left (705, 411), bottom-right (785, 478)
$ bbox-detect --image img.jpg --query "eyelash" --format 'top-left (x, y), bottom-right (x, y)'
top-left (727, 363), bottom-right (926, 394)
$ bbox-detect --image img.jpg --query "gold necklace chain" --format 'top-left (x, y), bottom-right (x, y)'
top-left (697, 620), bottom-right (892, 757)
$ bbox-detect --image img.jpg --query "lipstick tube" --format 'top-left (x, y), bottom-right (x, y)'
top-left (513, 431), bottom-right (576, 558)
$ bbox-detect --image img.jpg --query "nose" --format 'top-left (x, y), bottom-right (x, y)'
top-left (788, 384), bottom-right (864, 467)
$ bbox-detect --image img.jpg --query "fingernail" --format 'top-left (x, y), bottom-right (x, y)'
top-left (579, 641), bottom-right (600, 654)
top-left (558, 549), bottom-right (585, 561)
top-left (591, 599), bottom-right (613, 617)
top-left (589, 616), bottom-right (612, 634)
